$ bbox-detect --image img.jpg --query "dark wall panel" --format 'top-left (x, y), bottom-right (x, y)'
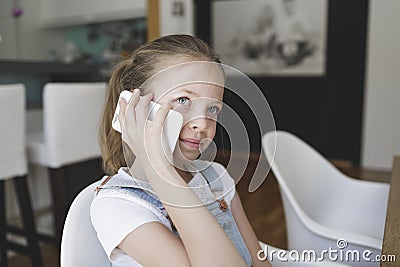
top-left (195, 0), bottom-right (369, 165)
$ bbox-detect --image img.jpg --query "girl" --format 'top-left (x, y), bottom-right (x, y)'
top-left (91, 34), bottom-right (271, 267)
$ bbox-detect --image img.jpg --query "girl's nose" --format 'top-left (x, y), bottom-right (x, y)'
top-left (187, 116), bottom-right (209, 132)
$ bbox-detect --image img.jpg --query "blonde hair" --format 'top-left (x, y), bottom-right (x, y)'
top-left (99, 34), bottom-right (221, 175)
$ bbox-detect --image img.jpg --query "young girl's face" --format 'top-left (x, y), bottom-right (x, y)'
top-left (148, 60), bottom-right (225, 161)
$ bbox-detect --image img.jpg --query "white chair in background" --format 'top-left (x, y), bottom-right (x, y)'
top-left (61, 181), bottom-right (111, 267)
top-left (0, 84), bottom-right (43, 267)
top-left (262, 131), bottom-right (390, 267)
top-left (26, 82), bottom-right (107, 245)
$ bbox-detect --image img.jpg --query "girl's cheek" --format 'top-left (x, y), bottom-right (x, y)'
top-left (211, 123), bottom-right (218, 138)
top-left (179, 113), bottom-right (191, 126)
top-left (209, 119), bottom-right (217, 129)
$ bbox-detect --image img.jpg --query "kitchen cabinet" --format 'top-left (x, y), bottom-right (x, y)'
top-left (40, 0), bottom-right (146, 28)
top-left (0, 16), bottom-right (18, 59)
top-left (1, 0), bottom-right (65, 61)
top-left (40, 0), bottom-right (92, 28)
top-left (92, 0), bottom-right (146, 22)
top-left (0, 1), bottom-right (18, 59)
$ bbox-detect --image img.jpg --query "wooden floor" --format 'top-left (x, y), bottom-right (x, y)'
top-left (7, 152), bottom-right (391, 267)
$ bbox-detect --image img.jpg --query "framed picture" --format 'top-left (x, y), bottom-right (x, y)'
top-left (147, 0), bottom-right (194, 40)
top-left (159, 0), bottom-right (194, 36)
top-left (212, 0), bottom-right (328, 76)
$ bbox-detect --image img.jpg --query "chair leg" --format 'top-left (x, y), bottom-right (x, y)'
top-left (13, 176), bottom-right (44, 267)
top-left (48, 167), bottom-right (67, 247)
top-left (0, 180), bottom-right (8, 267)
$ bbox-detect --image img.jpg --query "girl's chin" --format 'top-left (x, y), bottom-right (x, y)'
top-left (173, 149), bottom-right (200, 163)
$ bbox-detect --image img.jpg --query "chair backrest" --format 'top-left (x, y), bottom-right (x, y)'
top-left (262, 131), bottom-right (388, 263)
top-left (262, 131), bottom-right (346, 220)
top-left (0, 84), bottom-right (27, 179)
top-left (61, 181), bottom-right (111, 267)
top-left (43, 82), bottom-right (107, 167)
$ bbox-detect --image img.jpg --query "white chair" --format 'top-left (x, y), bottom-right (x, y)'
top-left (262, 131), bottom-right (390, 267)
top-left (26, 82), bottom-right (107, 244)
top-left (0, 84), bottom-right (43, 267)
top-left (61, 181), bottom-right (111, 267)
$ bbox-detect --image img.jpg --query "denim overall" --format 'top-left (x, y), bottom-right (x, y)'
top-left (96, 163), bottom-right (253, 267)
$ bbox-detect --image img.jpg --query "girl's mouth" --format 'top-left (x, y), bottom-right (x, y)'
top-left (179, 138), bottom-right (201, 149)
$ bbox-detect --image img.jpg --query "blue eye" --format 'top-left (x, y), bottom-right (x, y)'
top-left (176, 97), bottom-right (190, 105)
top-left (208, 105), bottom-right (221, 115)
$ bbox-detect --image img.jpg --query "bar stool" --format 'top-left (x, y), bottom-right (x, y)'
top-left (0, 84), bottom-right (43, 267)
top-left (26, 82), bottom-right (107, 246)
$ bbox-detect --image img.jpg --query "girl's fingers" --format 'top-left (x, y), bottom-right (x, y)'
top-left (121, 89), bottom-right (140, 132)
top-left (128, 88), bottom-right (141, 106)
top-left (136, 92), bottom-right (153, 127)
top-left (151, 103), bottom-right (171, 132)
top-left (117, 98), bottom-right (127, 128)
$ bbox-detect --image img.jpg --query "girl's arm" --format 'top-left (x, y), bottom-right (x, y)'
top-left (141, 160), bottom-right (248, 267)
top-left (118, 174), bottom-right (248, 267)
top-left (118, 91), bottom-right (248, 267)
top-left (231, 191), bottom-right (272, 267)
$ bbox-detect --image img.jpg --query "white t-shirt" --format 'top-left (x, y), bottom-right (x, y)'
top-left (90, 162), bottom-right (236, 267)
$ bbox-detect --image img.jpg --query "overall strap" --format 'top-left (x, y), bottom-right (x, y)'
top-left (188, 161), bottom-right (253, 267)
top-left (95, 175), bottom-right (178, 236)
top-left (191, 161), bottom-right (224, 191)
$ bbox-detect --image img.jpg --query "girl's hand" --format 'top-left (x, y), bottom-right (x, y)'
top-left (118, 89), bottom-right (173, 169)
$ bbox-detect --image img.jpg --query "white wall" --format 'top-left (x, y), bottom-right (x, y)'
top-left (362, 0), bottom-right (400, 170)
top-left (0, 0), bottom-right (65, 60)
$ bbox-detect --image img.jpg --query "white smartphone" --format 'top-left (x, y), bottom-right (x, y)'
top-left (112, 91), bottom-right (183, 152)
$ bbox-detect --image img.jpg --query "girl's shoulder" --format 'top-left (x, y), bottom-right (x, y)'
top-left (90, 195), bottom-right (168, 260)
top-left (91, 168), bottom-right (171, 223)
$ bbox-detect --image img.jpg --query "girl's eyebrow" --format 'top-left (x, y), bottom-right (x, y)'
top-left (212, 101), bottom-right (223, 107)
top-left (178, 88), bottom-right (223, 103)
top-left (182, 89), bottom-right (199, 97)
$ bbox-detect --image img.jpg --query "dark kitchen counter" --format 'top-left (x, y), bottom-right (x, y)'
top-left (0, 60), bottom-right (102, 76)
top-left (0, 60), bottom-right (106, 108)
